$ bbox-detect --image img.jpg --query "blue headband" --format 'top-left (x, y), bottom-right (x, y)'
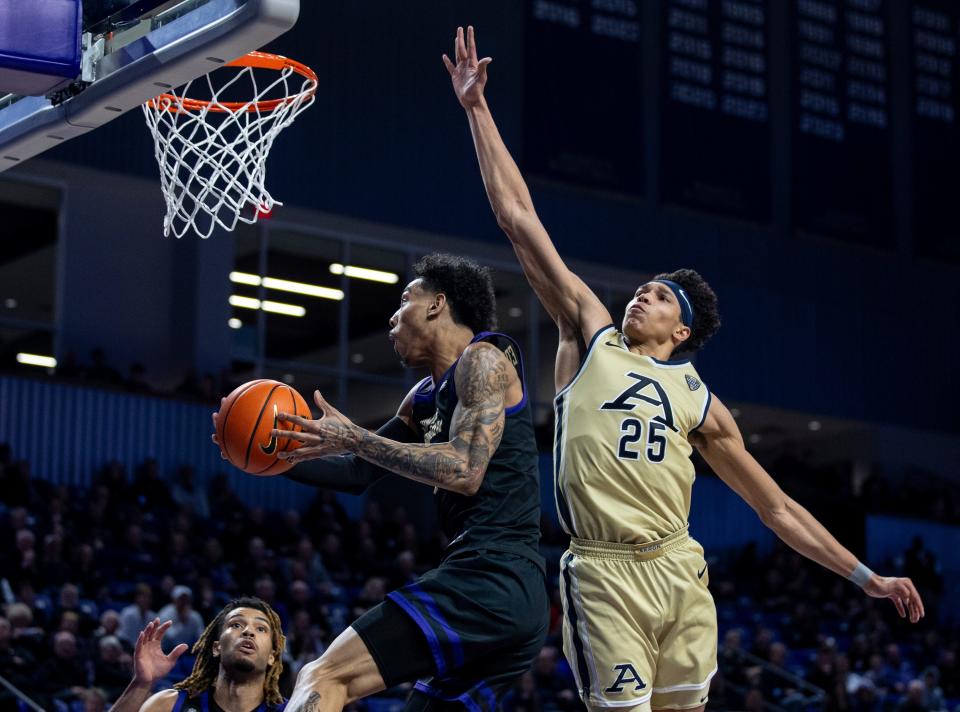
top-left (655, 280), bottom-right (694, 327)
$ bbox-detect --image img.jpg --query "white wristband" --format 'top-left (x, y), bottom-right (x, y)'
top-left (848, 562), bottom-right (874, 588)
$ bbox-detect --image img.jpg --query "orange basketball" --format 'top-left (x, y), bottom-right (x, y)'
top-left (215, 379), bottom-right (311, 476)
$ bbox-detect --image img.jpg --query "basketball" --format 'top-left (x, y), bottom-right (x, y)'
top-left (215, 379), bottom-right (311, 476)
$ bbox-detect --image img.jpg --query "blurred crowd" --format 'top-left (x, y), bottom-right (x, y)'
top-left (0, 440), bottom-right (957, 712)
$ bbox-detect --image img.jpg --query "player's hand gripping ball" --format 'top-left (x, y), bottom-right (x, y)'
top-left (213, 379), bottom-right (310, 475)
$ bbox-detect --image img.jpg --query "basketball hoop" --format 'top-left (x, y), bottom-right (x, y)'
top-left (142, 51), bottom-right (317, 239)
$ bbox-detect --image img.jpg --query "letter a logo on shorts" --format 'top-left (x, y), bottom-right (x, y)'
top-left (604, 663), bottom-right (646, 694)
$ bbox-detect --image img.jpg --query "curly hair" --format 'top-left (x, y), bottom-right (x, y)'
top-left (413, 253), bottom-right (497, 334)
top-left (653, 268), bottom-right (721, 355)
top-left (174, 597), bottom-right (285, 706)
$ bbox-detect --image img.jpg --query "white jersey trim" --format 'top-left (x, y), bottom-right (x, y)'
top-left (567, 555), bottom-right (604, 701)
top-left (556, 325), bottom-right (617, 400)
top-left (651, 665), bottom-right (718, 693)
top-left (586, 690), bottom-right (653, 708)
top-left (690, 388), bottom-right (712, 433)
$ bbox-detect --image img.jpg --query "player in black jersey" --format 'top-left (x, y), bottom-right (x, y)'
top-left (262, 253), bottom-right (548, 712)
top-left (111, 598), bottom-right (286, 712)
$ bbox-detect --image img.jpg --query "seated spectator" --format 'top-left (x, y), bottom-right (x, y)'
top-left (118, 583), bottom-right (156, 649)
top-left (171, 465), bottom-right (209, 519)
top-left (94, 609), bottom-right (126, 651)
top-left (157, 586), bottom-right (204, 653)
top-left (55, 582), bottom-right (98, 636)
top-left (0, 615), bottom-right (35, 699)
top-left (82, 687), bottom-right (109, 712)
top-left (897, 679), bottom-right (928, 712)
top-left (5, 602), bottom-right (45, 659)
top-left (920, 665), bottom-right (946, 711)
top-left (32, 630), bottom-right (88, 705)
top-left (93, 634), bottom-right (132, 699)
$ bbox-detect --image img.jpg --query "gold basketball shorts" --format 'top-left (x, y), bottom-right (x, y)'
top-left (558, 527), bottom-right (717, 710)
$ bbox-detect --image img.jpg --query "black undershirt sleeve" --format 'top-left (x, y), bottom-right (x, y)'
top-left (282, 416), bottom-right (419, 495)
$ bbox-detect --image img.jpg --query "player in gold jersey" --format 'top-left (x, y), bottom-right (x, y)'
top-left (445, 26), bottom-right (925, 712)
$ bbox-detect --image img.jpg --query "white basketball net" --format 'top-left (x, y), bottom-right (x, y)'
top-left (142, 54), bottom-right (316, 239)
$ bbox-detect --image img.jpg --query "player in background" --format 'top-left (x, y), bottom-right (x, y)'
top-left (112, 597), bottom-right (286, 712)
top-left (444, 25), bottom-right (924, 712)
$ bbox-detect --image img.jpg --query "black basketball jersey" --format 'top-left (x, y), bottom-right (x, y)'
top-left (411, 331), bottom-right (543, 568)
top-left (171, 689), bottom-right (286, 712)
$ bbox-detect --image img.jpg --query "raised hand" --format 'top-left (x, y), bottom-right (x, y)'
top-left (273, 390), bottom-right (361, 464)
top-left (863, 575), bottom-right (925, 623)
top-left (443, 26), bottom-right (492, 109)
top-left (134, 619), bottom-right (189, 686)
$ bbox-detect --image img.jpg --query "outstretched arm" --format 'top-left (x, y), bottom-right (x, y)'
top-left (444, 26), bottom-right (610, 341)
top-left (692, 397), bottom-right (925, 623)
top-left (274, 342), bottom-right (512, 496)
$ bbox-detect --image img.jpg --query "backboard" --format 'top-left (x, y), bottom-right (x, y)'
top-left (0, 0), bottom-right (299, 171)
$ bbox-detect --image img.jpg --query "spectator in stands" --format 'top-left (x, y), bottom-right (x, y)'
top-left (501, 671), bottom-right (541, 712)
top-left (937, 649), bottom-right (957, 698)
top-left (920, 666), bottom-right (946, 711)
top-left (171, 465), bottom-right (209, 519)
top-left (131, 459), bottom-right (173, 513)
top-left (33, 630), bottom-right (88, 705)
top-left (12, 528), bottom-right (38, 583)
top-left (5, 602), bottom-right (44, 659)
top-left (530, 644), bottom-right (578, 710)
top-left (198, 537), bottom-right (237, 593)
top-left (55, 582), bottom-right (98, 636)
top-left (95, 610), bottom-right (124, 650)
top-left (119, 584), bottom-right (156, 650)
top-left (0, 615), bottom-right (35, 702)
top-left (284, 609), bottom-right (326, 678)
top-left (157, 586), bottom-right (204, 653)
top-left (74, 542), bottom-right (106, 597)
top-left (897, 679), bottom-right (928, 712)
top-left (94, 634), bottom-right (132, 699)
top-left (82, 687), bottom-right (109, 712)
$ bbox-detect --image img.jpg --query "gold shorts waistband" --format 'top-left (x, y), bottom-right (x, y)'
top-left (569, 525), bottom-right (689, 562)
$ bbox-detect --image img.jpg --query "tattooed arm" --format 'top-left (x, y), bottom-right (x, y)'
top-left (274, 342), bottom-right (513, 496)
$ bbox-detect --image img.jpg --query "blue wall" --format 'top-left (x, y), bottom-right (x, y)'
top-left (0, 375), bottom-right (313, 511)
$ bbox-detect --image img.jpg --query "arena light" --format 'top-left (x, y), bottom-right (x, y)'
top-left (229, 295), bottom-right (306, 317)
top-left (329, 263), bottom-right (399, 284)
top-left (16, 353), bottom-right (57, 368)
top-left (230, 271), bottom-right (261, 286)
top-left (230, 271), bottom-right (344, 300)
top-left (262, 300), bottom-right (307, 317)
top-left (262, 277), bottom-right (344, 300)
top-left (228, 318), bottom-right (243, 329)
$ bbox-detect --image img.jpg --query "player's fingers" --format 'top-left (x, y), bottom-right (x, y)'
top-left (478, 57), bottom-right (492, 80)
top-left (273, 428), bottom-right (314, 444)
top-left (906, 579), bottom-right (925, 618)
top-left (169, 643), bottom-right (189, 660)
top-left (313, 390), bottom-right (339, 417)
top-left (277, 412), bottom-right (309, 427)
top-left (456, 26), bottom-right (466, 63)
top-left (155, 619), bottom-right (174, 638)
top-left (442, 54), bottom-right (455, 75)
top-left (893, 596), bottom-right (906, 618)
top-left (467, 25), bottom-right (477, 62)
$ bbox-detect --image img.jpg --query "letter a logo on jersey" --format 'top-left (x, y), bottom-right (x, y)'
top-left (604, 663), bottom-right (646, 694)
top-left (600, 372), bottom-right (676, 431)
